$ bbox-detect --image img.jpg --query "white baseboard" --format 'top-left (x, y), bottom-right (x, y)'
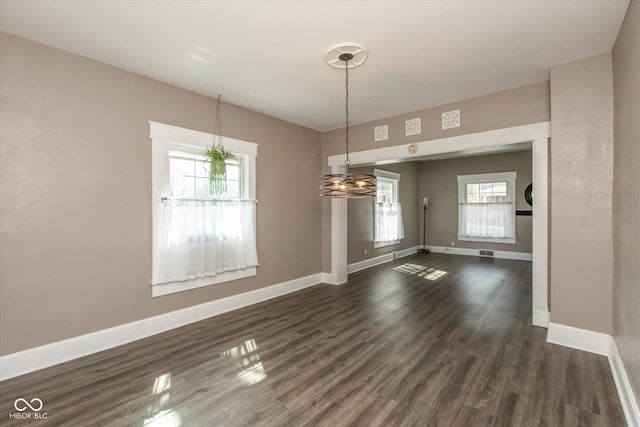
top-left (546, 322), bottom-right (610, 355)
top-left (532, 308), bottom-right (550, 328)
top-left (346, 245), bottom-right (530, 274)
top-left (348, 253), bottom-right (394, 274)
top-left (397, 246), bottom-right (421, 258)
top-left (347, 246), bottom-right (421, 274)
top-left (0, 273), bottom-right (322, 381)
top-left (426, 245), bottom-right (532, 261)
top-left (320, 272), bottom-right (335, 285)
top-left (609, 337), bottom-right (640, 427)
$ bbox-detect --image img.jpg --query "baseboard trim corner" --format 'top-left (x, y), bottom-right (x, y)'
top-left (397, 246), bottom-right (421, 258)
top-left (0, 272), bottom-right (322, 381)
top-left (546, 322), bottom-right (610, 355)
top-left (609, 337), bottom-right (640, 427)
top-left (319, 272), bottom-right (335, 285)
top-left (532, 308), bottom-right (550, 328)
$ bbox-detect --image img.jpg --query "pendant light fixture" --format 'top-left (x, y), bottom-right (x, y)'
top-left (320, 43), bottom-right (376, 198)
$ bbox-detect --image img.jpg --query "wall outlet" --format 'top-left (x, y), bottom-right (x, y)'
top-left (363, 249), bottom-right (368, 256)
top-left (450, 241), bottom-right (455, 247)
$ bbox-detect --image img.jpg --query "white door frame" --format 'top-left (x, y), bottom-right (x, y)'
top-left (327, 122), bottom-right (550, 328)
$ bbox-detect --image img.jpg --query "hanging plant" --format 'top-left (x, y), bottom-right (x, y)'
top-left (204, 145), bottom-right (235, 195)
top-left (204, 95), bottom-right (236, 196)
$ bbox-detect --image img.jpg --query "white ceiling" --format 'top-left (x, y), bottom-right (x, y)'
top-left (0, 0), bottom-right (630, 132)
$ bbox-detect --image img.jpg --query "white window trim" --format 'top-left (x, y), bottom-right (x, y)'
top-left (457, 171), bottom-right (517, 245)
top-left (373, 169), bottom-right (402, 248)
top-left (149, 121), bottom-right (258, 297)
top-left (373, 169), bottom-right (401, 181)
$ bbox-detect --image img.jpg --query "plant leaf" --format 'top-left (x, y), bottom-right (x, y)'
top-left (203, 145), bottom-right (236, 195)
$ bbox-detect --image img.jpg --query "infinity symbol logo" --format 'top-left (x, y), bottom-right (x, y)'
top-left (14, 398), bottom-right (43, 412)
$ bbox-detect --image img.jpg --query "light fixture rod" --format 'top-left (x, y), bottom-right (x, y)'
top-left (343, 53), bottom-right (350, 174)
top-left (319, 44), bottom-right (376, 198)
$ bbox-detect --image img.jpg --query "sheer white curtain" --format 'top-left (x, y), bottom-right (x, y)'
top-left (153, 200), bottom-right (258, 285)
top-left (459, 202), bottom-right (515, 239)
top-left (375, 202), bottom-right (405, 243)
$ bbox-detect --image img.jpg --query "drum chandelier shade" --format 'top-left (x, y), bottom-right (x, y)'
top-left (320, 45), bottom-right (376, 199)
top-left (320, 172), bottom-right (377, 198)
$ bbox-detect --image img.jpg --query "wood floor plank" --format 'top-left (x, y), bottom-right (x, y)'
top-left (491, 390), bottom-right (530, 427)
top-left (465, 341), bottom-right (513, 415)
top-left (591, 353), bottom-right (627, 423)
top-left (0, 253), bottom-right (627, 426)
top-left (528, 343), bottom-right (569, 426)
top-left (454, 405), bottom-right (494, 427)
top-left (424, 352), bottom-right (483, 426)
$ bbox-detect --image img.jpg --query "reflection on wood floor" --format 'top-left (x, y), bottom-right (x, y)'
top-left (0, 253), bottom-right (626, 426)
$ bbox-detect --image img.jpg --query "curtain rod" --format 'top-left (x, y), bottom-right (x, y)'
top-left (161, 197), bottom-right (257, 204)
top-left (459, 202), bottom-right (513, 205)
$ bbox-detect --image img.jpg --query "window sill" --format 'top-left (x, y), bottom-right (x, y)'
top-left (374, 240), bottom-right (401, 249)
top-left (458, 236), bottom-right (516, 245)
top-left (151, 267), bottom-right (256, 297)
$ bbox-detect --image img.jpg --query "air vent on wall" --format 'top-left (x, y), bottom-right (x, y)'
top-left (442, 110), bottom-right (460, 129)
top-left (374, 125), bottom-right (388, 142)
top-left (479, 250), bottom-right (494, 257)
top-left (405, 118), bottom-right (421, 136)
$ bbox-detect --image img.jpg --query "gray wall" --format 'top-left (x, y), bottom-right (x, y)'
top-left (549, 53), bottom-right (614, 334)
top-left (612, 0), bottom-right (640, 410)
top-left (0, 33), bottom-right (322, 355)
top-left (346, 151), bottom-right (533, 266)
top-left (419, 150), bottom-right (532, 253)
top-left (347, 162), bottom-right (420, 264)
top-left (321, 82), bottom-right (550, 273)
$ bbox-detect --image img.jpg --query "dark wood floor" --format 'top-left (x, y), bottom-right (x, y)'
top-left (0, 253), bottom-right (626, 426)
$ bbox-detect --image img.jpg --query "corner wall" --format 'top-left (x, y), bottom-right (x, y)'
top-left (347, 162), bottom-right (420, 264)
top-left (612, 0), bottom-right (640, 413)
top-left (0, 33), bottom-right (322, 356)
top-left (419, 150), bottom-right (532, 254)
top-left (549, 53), bottom-right (614, 334)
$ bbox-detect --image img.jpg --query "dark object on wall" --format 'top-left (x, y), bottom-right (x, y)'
top-left (516, 210), bottom-right (533, 216)
top-left (525, 183), bottom-right (533, 206)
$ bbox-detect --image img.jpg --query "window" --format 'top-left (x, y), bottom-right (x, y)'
top-left (168, 149), bottom-right (242, 200)
top-left (457, 171), bottom-right (516, 244)
top-left (150, 122), bottom-right (259, 297)
top-left (374, 169), bottom-right (404, 248)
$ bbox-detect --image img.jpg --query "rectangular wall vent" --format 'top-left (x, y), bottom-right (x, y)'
top-left (374, 125), bottom-right (388, 141)
top-left (442, 110), bottom-right (460, 129)
top-left (479, 250), bottom-right (494, 257)
top-left (405, 118), bottom-right (421, 136)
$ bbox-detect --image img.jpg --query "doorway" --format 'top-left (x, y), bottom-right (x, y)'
top-left (327, 122), bottom-right (550, 328)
